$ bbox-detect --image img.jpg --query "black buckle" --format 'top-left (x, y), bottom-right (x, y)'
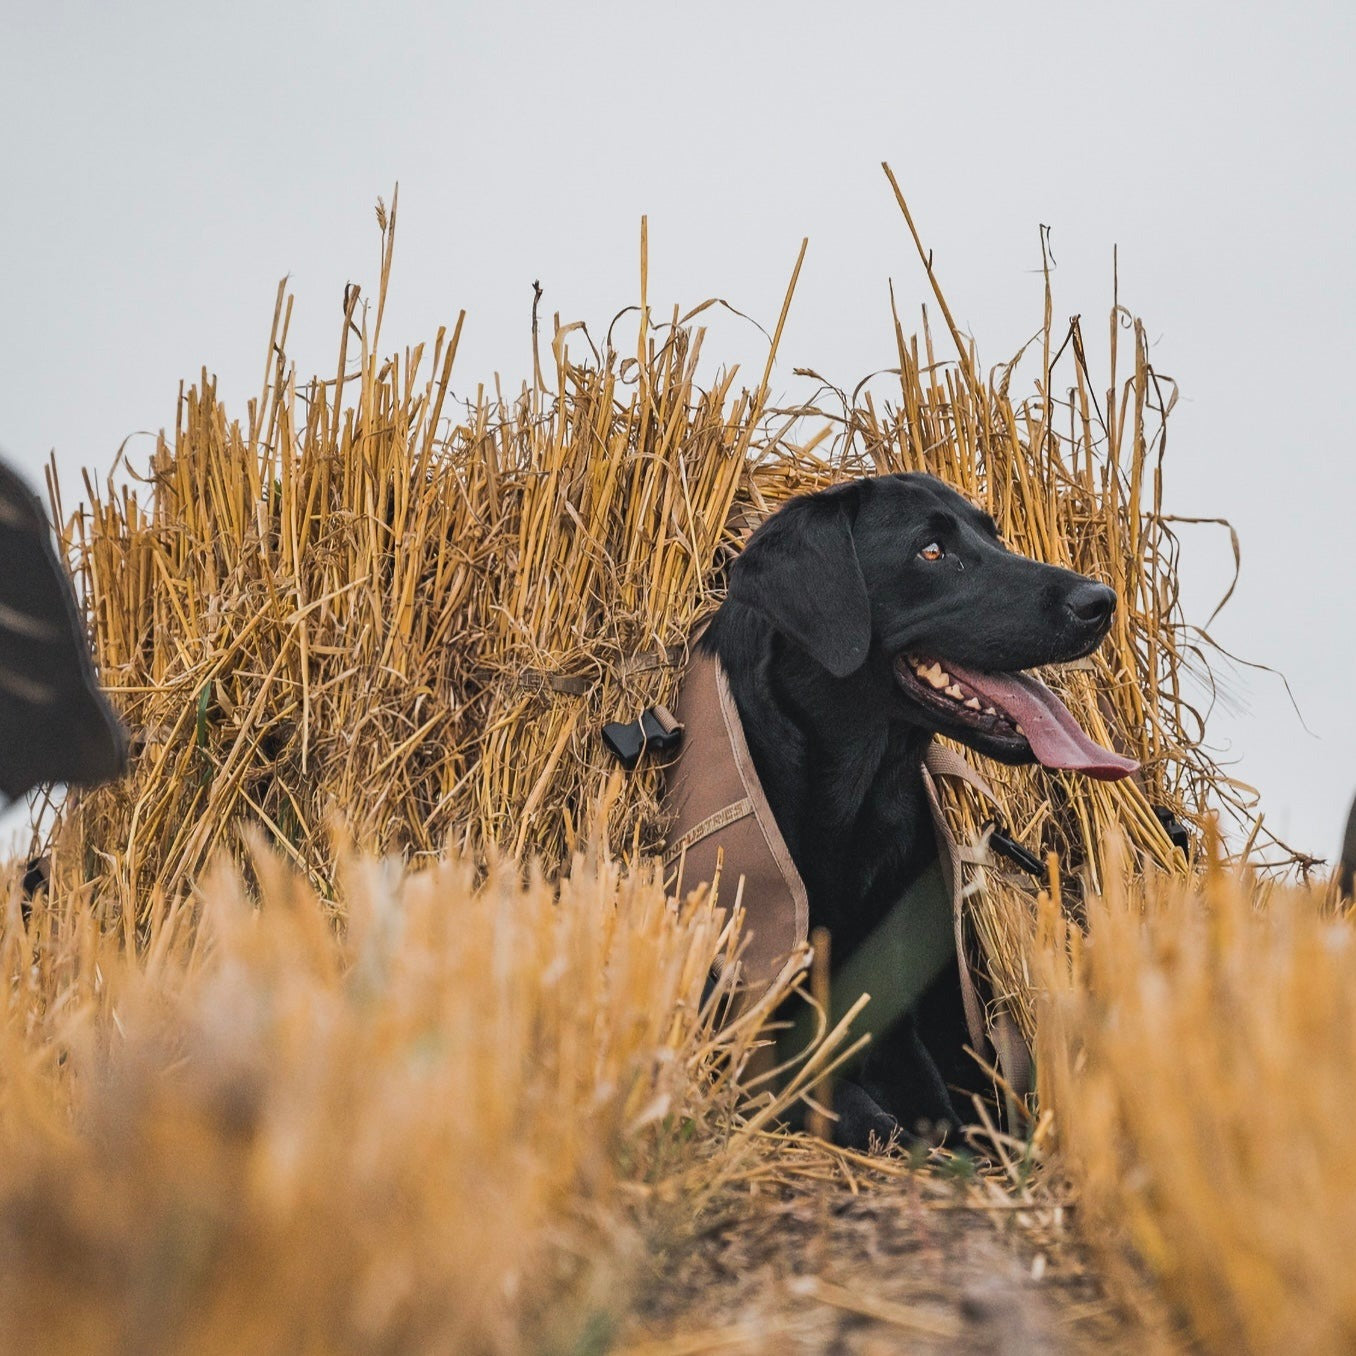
top-left (982, 819), bottom-right (1047, 880)
top-left (1152, 805), bottom-right (1191, 857)
top-left (601, 705), bottom-right (683, 771)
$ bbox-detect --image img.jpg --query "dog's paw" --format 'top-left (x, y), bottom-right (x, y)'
top-left (831, 1081), bottom-right (903, 1153)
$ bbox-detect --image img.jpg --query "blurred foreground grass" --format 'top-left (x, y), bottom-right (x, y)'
top-left (1038, 840), bottom-right (1354, 1352)
top-left (0, 833), bottom-right (854, 1354)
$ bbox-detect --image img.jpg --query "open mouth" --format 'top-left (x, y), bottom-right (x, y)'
top-left (895, 654), bottom-right (1139, 781)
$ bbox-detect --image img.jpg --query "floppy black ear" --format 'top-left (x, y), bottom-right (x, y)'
top-left (728, 485), bottom-right (871, 678)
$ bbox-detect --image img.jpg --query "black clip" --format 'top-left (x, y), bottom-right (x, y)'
top-left (601, 705), bottom-right (683, 771)
top-left (1152, 805), bottom-right (1191, 857)
top-left (983, 819), bottom-right (1047, 880)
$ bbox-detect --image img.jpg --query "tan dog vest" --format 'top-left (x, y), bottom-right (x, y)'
top-left (662, 645), bottom-right (1032, 1093)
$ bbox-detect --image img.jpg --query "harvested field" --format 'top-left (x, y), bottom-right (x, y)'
top-left (0, 178), bottom-right (1336, 1353)
top-left (626, 1144), bottom-right (1144, 1354)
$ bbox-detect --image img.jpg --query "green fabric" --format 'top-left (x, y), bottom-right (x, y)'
top-left (784, 859), bottom-right (956, 1060)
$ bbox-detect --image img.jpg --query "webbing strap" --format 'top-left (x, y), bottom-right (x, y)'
top-left (663, 797), bottom-right (754, 867)
top-left (925, 742), bottom-right (999, 801)
top-left (992, 1010), bottom-right (1033, 1100)
top-left (921, 740), bottom-right (1035, 1101)
top-left (920, 758), bottom-right (990, 1062)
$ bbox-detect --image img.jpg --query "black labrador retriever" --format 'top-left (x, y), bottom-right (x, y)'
top-left (699, 472), bottom-right (1135, 1148)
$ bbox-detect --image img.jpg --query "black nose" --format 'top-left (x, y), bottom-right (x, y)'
top-left (1065, 581), bottom-right (1116, 628)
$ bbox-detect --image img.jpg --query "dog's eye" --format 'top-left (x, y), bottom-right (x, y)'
top-left (918, 542), bottom-right (945, 562)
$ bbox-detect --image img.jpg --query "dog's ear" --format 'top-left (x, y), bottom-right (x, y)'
top-left (728, 484), bottom-right (871, 678)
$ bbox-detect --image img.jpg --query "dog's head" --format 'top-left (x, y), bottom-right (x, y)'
top-left (726, 473), bottom-right (1137, 779)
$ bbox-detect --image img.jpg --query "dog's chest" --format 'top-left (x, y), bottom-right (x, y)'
top-left (815, 737), bottom-right (936, 927)
top-left (751, 717), bottom-right (937, 953)
top-left (705, 619), bottom-right (939, 957)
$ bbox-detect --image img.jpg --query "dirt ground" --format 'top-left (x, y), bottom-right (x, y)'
top-left (621, 1154), bottom-right (1169, 1356)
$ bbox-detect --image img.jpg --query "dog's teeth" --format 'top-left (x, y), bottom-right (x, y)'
top-left (1014, 723), bottom-right (1026, 737)
top-left (964, 697), bottom-right (982, 710)
top-left (983, 705), bottom-right (998, 716)
top-left (919, 663), bottom-right (949, 690)
top-left (944, 684), bottom-right (965, 700)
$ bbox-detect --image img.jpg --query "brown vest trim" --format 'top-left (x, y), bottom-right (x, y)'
top-left (665, 648), bottom-right (810, 989)
top-left (714, 659), bottom-right (812, 945)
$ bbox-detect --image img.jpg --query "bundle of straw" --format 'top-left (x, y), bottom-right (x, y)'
top-left (46, 205), bottom-right (802, 920)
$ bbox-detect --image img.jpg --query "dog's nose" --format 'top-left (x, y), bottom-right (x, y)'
top-left (1065, 581), bottom-right (1116, 628)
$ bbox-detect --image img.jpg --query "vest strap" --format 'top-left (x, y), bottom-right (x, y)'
top-left (920, 738), bottom-right (1034, 1101)
top-left (663, 797), bottom-right (754, 866)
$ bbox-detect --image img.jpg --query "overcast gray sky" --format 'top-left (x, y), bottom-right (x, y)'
top-left (2, 1), bottom-right (1352, 862)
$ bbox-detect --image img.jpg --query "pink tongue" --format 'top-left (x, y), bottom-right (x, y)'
top-left (946, 662), bottom-right (1139, 781)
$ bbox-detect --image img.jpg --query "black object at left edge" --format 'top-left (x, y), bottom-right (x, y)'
top-left (0, 454), bottom-right (128, 803)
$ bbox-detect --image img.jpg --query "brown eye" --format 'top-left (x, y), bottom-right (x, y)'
top-left (918, 542), bottom-right (945, 562)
